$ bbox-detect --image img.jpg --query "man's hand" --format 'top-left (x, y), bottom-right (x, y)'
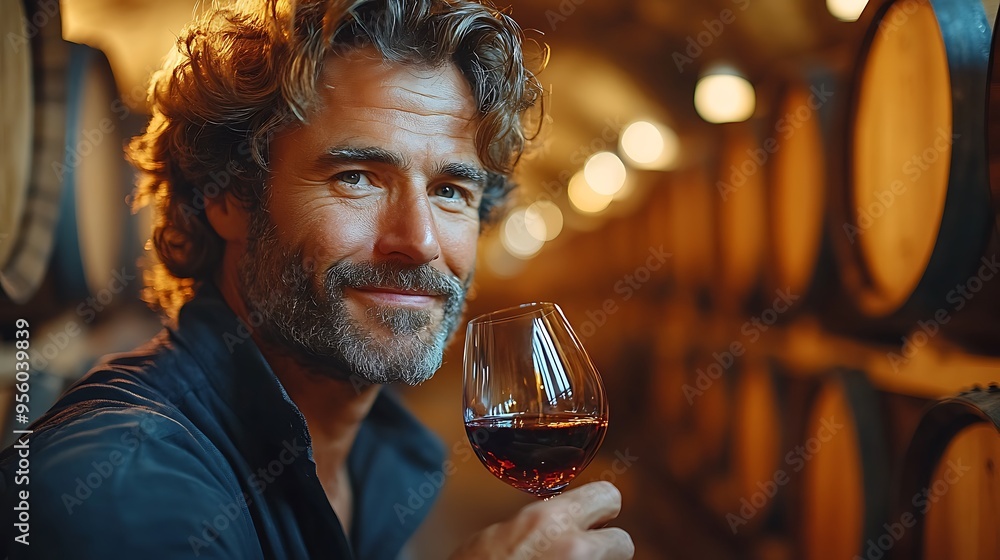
top-left (449, 481), bottom-right (635, 560)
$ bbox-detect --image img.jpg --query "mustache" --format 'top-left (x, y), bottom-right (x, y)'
top-left (323, 261), bottom-right (465, 297)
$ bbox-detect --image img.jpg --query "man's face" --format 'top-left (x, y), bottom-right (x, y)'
top-left (238, 49), bottom-right (484, 385)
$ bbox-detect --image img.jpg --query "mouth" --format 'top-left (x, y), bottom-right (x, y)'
top-left (344, 285), bottom-right (442, 308)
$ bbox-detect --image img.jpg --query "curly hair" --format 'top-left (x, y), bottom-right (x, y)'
top-left (128, 0), bottom-right (544, 315)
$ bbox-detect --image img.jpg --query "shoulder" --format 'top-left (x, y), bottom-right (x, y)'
top-left (1, 407), bottom-right (260, 559)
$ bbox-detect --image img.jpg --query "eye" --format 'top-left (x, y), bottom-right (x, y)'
top-left (339, 171), bottom-right (362, 185)
top-left (333, 170), bottom-right (375, 188)
top-left (434, 184), bottom-right (465, 201)
top-left (437, 185), bottom-right (458, 199)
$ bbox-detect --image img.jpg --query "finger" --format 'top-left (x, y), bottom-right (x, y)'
top-left (548, 481), bottom-right (623, 530)
top-left (584, 527), bottom-right (635, 560)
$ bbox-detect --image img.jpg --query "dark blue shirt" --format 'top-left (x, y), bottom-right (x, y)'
top-left (0, 284), bottom-right (446, 559)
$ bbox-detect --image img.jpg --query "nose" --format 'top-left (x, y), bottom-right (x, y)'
top-left (375, 189), bottom-right (442, 265)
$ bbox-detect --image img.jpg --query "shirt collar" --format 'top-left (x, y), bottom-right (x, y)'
top-left (171, 281), bottom-right (443, 464)
top-left (169, 282), bottom-right (446, 556)
top-left (171, 282), bottom-right (312, 454)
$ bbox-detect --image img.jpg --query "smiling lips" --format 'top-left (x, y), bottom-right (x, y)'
top-left (346, 285), bottom-right (440, 307)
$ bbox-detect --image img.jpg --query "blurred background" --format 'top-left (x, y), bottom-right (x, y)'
top-left (3, 0), bottom-right (1000, 558)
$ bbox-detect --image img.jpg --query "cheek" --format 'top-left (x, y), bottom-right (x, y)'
top-left (298, 206), bottom-right (380, 272)
top-left (439, 220), bottom-right (479, 280)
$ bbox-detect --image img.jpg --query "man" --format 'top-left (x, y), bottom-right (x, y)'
top-left (0, 0), bottom-right (634, 558)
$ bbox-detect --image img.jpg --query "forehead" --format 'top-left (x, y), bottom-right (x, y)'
top-left (311, 48), bottom-right (480, 141)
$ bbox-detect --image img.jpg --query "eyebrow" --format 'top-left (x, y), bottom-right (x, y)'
top-left (438, 162), bottom-right (487, 191)
top-left (313, 146), bottom-right (487, 191)
top-left (313, 146), bottom-right (407, 170)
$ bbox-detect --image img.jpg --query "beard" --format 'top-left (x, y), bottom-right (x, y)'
top-left (237, 208), bottom-right (469, 386)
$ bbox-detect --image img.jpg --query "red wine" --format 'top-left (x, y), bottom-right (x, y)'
top-left (465, 414), bottom-right (608, 497)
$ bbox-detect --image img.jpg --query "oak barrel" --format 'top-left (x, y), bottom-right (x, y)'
top-left (835, 0), bottom-right (993, 323)
top-left (668, 166), bottom-right (716, 303)
top-left (713, 124), bottom-right (766, 312)
top-left (0, 0), bottom-right (34, 271)
top-left (645, 178), bottom-right (675, 293)
top-left (0, 0), bottom-right (68, 305)
top-left (648, 305), bottom-right (700, 432)
top-left (990, 0), bottom-right (1000, 233)
top-left (703, 358), bottom-right (792, 535)
top-left (662, 347), bottom-right (729, 482)
top-left (686, 348), bottom-right (732, 473)
top-left (799, 369), bottom-right (890, 560)
top-left (765, 76), bottom-right (838, 313)
top-left (646, 304), bottom-right (715, 483)
top-left (890, 386), bottom-right (1000, 559)
top-left (49, 42), bottom-right (131, 303)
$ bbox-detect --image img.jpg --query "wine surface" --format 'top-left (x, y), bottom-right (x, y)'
top-left (464, 414), bottom-right (608, 497)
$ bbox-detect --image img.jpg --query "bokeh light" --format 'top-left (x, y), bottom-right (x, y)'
top-left (524, 200), bottom-right (563, 242)
top-left (620, 121), bottom-right (680, 169)
top-left (583, 152), bottom-right (627, 195)
top-left (568, 171), bottom-right (614, 214)
top-left (501, 208), bottom-right (544, 258)
top-left (694, 72), bottom-right (756, 123)
top-left (827, 0), bottom-right (868, 21)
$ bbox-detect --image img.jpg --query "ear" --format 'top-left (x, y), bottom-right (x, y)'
top-left (204, 192), bottom-right (250, 242)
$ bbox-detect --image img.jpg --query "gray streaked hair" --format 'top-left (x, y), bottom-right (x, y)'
top-left (128, 0), bottom-right (544, 315)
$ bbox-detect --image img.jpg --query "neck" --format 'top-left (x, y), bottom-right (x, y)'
top-left (212, 243), bottom-right (377, 534)
top-left (265, 349), bottom-right (381, 477)
top-left (252, 327), bottom-right (379, 537)
top-left (212, 268), bottom-right (381, 478)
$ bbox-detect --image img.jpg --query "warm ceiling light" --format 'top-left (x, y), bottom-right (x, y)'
top-left (583, 151), bottom-right (627, 195)
top-left (620, 120), bottom-right (680, 170)
top-left (694, 72), bottom-right (756, 123)
top-left (827, 0), bottom-right (868, 21)
top-left (483, 236), bottom-right (526, 277)
top-left (501, 208), bottom-right (544, 259)
top-left (613, 178), bottom-right (635, 201)
top-left (524, 200), bottom-right (563, 241)
top-left (568, 171), bottom-right (613, 214)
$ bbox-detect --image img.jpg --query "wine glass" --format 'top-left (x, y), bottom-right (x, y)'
top-left (463, 302), bottom-right (609, 499)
